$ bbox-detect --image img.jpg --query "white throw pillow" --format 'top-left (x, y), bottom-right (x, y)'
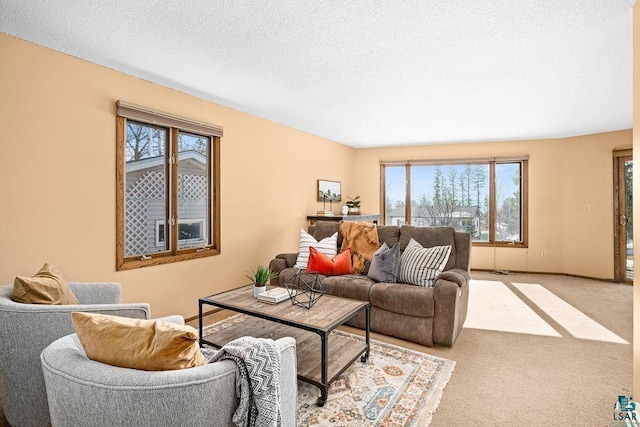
top-left (295, 230), bottom-right (338, 269)
top-left (398, 238), bottom-right (451, 287)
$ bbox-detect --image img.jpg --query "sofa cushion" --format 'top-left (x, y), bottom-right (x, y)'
top-left (377, 226), bottom-right (401, 248)
top-left (307, 247), bottom-right (352, 275)
top-left (71, 312), bottom-right (205, 371)
top-left (367, 243), bottom-right (401, 283)
top-left (398, 239), bottom-right (451, 287)
top-left (399, 226), bottom-right (457, 271)
top-left (13, 263), bottom-right (80, 305)
top-left (369, 282), bottom-right (435, 318)
top-left (295, 229), bottom-right (338, 269)
top-left (321, 274), bottom-right (375, 302)
top-left (312, 221), bottom-right (343, 249)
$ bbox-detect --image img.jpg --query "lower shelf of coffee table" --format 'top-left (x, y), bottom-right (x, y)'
top-left (202, 316), bottom-right (368, 385)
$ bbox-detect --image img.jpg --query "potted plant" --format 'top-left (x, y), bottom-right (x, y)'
top-left (245, 265), bottom-right (277, 297)
top-left (346, 196), bottom-right (361, 215)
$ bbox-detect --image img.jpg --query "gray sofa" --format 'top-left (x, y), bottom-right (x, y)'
top-left (40, 324), bottom-right (298, 427)
top-left (269, 222), bottom-right (471, 347)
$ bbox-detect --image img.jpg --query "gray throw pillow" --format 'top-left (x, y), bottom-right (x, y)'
top-left (367, 242), bottom-right (401, 283)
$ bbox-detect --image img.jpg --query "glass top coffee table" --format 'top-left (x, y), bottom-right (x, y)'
top-left (199, 285), bottom-right (370, 406)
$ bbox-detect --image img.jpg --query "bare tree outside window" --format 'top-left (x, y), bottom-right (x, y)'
top-left (382, 159), bottom-right (527, 246)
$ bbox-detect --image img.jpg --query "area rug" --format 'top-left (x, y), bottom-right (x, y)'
top-left (202, 314), bottom-right (456, 426)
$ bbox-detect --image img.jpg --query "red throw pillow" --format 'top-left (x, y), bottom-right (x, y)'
top-left (307, 247), bottom-right (352, 275)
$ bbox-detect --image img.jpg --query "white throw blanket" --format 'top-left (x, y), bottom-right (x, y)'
top-left (202, 337), bottom-right (282, 427)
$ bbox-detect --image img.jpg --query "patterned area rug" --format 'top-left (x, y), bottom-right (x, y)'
top-left (202, 315), bottom-right (455, 426)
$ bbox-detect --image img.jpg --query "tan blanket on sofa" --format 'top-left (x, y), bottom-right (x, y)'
top-left (339, 221), bottom-right (381, 274)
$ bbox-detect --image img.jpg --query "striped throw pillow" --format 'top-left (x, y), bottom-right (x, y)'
top-left (295, 230), bottom-right (338, 269)
top-left (398, 238), bottom-right (452, 287)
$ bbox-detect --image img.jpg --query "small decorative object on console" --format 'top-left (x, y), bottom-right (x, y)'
top-left (286, 268), bottom-right (325, 309)
top-left (346, 196), bottom-right (361, 215)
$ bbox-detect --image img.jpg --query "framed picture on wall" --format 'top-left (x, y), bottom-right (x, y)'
top-left (317, 179), bottom-right (341, 202)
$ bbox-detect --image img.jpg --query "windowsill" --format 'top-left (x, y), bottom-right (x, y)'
top-left (473, 241), bottom-right (528, 248)
top-left (117, 247), bottom-right (219, 271)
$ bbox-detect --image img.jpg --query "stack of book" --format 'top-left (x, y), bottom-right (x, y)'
top-left (257, 287), bottom-right (293, 304)
top-left (316, 210), bottom-right (334, 216)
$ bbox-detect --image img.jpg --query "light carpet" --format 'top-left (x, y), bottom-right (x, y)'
top-left (202, 314), bottom-right (455, 426)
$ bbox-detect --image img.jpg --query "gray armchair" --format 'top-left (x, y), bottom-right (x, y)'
top-left (0, 282), bottom-right (150, 427)
top-left (40, 329), bottom-right (298, 427)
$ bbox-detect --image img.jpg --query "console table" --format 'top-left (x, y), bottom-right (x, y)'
top-left (307, 214), bottom-right (381, 225)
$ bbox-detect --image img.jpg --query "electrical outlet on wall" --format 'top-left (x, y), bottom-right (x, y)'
top-left (577, 204), bottom-right (591, 212)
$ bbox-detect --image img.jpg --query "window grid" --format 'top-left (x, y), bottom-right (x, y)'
top-left (381, 159), bottom-right (528, 247)
top-left (116, 104), bottom-right (221, 271)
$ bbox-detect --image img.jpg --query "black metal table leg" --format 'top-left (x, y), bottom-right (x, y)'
top-left (198, 299), bottom-right (204, 347)
top-left (361, 305), bottom-right (370, 362)
top-left (316, 332), bottom-right (329, 406)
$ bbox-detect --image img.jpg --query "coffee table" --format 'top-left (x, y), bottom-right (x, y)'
top-left (199, 285), bottom-right (370, 406)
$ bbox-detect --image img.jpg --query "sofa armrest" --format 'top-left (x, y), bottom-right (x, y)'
top-left (432, 271), bottom-right (469, 347)
top-left (277, 253), bottom-right (298, 268)
top-left (269, 254), bottom-right (298, 285)
top-left (435, 269), bottom-right (470, 287)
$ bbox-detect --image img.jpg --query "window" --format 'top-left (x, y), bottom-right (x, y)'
top-left (381, 157), bottom-right (527, 246)
top-left (116, 101), bottom-right (222, 270)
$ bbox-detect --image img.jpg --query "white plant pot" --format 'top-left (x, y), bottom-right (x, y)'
top-left (254, 285), bottom-right (266, 297)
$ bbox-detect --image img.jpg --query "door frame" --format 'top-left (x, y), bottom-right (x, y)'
top-left (613, 149), bottom-right (633, 283)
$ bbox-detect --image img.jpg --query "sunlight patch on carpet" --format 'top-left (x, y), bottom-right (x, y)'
top-left (513, 282), bottom-right (629, 344)
top-left (464, 279), bottom-right (562, 337)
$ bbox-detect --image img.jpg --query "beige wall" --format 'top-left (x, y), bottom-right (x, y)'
top-left (354, 130), bottom-right (632, 279)
top-left (0, 32), bottom-right (634, 320)
top-left (0, 33), bottom-right (355, 318)
top-left (633, 1), bottom-right (639, 399)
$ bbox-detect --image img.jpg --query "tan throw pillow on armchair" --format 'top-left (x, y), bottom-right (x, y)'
top-left (71, 312), bottom-right (205, 371)
top-left (13, 263), bottom-right (80, 305)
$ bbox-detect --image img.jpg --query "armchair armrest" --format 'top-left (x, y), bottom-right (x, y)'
top-left (276, 336), bottom-right (298, 426)
top-left (40, 334), bottom-right (298, 427)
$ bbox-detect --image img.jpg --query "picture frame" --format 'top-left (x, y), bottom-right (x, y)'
top-left (317, 179), bottom-right (341, 202)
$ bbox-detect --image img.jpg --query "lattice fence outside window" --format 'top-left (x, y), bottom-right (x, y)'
top-left (126, 171), bottom-right (207, 257)
top-left (179, 174), bottom-right (207, 200)
top-left (125, 171), bottom-right (165, 256)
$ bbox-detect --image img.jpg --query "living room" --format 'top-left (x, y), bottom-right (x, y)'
top-left (0, 2), bottom-right (638, 426)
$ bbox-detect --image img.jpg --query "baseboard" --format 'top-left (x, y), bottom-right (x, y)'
top-left (471, 268), bottom-right (620, 284)
top-left (184, 307), bottom-right (222, 323)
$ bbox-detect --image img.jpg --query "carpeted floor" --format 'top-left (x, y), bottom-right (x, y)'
top-left (195, 271), bottom-right (633, 426)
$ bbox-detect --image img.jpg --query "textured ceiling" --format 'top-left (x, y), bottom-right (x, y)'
top-left (0, 0), bottom-right (634, 148)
